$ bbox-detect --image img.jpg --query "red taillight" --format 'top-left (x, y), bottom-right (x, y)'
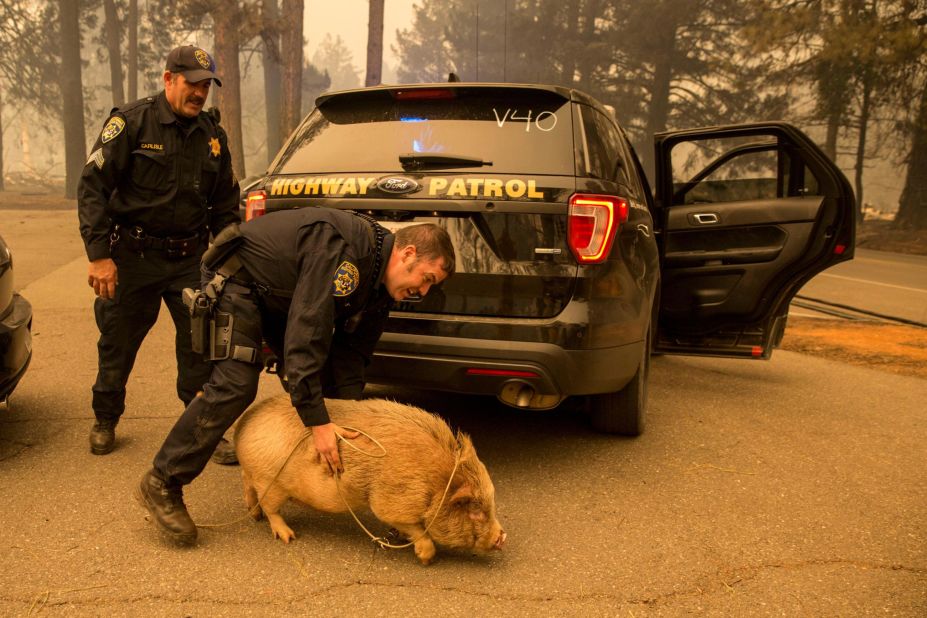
top-left (393, 88), bottom-right (456, 100)
top-left (246, 190), bottom-right (266, 221)
top-left (567, 194), bottom-right (628, 264)
top-left (834, 244), bottom-right (847, 255)
top-left (466, 368), bottom-right (539, 378)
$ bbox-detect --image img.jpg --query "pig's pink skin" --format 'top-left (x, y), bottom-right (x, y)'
top-left (234, 395), bottom-right (506, 565)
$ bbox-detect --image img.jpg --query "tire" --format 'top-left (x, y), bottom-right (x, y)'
top-left (587, 323), bottom-right (651, 436)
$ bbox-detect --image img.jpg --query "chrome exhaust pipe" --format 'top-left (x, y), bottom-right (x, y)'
top-left (497, 380), bottom-right (563, 410)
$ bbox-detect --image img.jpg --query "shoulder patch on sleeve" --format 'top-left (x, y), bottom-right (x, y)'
top-left (332, 261), bottom-right (360, 297)
top-left (101, 116), bottom-right (125, 143)
top-left (86, 148), bottom-right (105, 170)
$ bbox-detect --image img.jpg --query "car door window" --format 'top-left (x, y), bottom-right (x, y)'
top-left (669, 136), bottom-right (822, 206)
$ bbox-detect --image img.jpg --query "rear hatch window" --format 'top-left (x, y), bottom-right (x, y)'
top-left (276, 87), bottom-right (575, 176)
top-left (270, 87), bottom-right (579, 320)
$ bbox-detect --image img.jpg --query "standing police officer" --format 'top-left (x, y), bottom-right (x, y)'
top-left (78, 45), bottom-right (240, 457)
top-left (135, 208), bottom-right (455, 545)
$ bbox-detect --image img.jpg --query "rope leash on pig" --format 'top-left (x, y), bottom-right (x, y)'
top-left (197, 426), bottom-right (462, 551)
top-left (333, 430), bottom-right (462, 550)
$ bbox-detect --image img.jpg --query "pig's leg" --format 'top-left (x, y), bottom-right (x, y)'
top-left (387, 522), bottom-right (436, 565)
top-left (257, 485), bottom-right (296, 543)
top-left (241, 471), bottom-right (263, 521)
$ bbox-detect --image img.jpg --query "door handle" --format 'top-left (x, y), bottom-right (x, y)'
top-left (690, 212), bottom-right (720, 225)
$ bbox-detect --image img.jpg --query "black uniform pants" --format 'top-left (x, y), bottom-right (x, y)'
top-left (152, 282), bottom-right (267, 486)
top-left (92, 246), bottom-right (212, 421)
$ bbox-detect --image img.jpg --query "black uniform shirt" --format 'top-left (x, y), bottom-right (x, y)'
top-left (237, 208), bottom-right (394, 426)
top-left (78, 91), bottom-right (240, 261)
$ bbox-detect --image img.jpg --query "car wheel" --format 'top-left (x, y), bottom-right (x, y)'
top-left (587, 323), bottom-right (651, 436)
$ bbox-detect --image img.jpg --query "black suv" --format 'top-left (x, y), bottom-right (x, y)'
top-left (244, 83), bottom-right (855, 435)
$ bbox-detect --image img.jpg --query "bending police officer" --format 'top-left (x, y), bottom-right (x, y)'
top-left (135, 208), bottom-right (455, 545)
top-left (78, 45), bottom-right (240, 456)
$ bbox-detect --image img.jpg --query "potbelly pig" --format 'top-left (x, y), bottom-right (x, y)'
top-left (233, 394), bottom-right (506, 565)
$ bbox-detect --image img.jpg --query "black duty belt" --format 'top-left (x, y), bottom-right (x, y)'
top-left (216, 253), bottom-right (294, 299)
top-left (114, 225), bottom-right (208, 259)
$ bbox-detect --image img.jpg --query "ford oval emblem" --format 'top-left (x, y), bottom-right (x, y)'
top-left (377, 176), bottom-right (420, 194)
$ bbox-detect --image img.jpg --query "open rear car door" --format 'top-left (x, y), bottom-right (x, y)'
top-left (653, 122), bottom-right (856, 358)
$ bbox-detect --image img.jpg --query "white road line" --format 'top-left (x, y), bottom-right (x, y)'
top-left (817, 272), bottom-right (927, 294)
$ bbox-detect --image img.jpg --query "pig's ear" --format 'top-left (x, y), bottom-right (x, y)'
top-left (449, 483), bottom-right (473, 507)
top-left (450, 484), bottom-right (487, 521)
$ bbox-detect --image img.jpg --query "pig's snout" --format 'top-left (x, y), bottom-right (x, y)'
top-left (493, 530), bottom-right (507, 550)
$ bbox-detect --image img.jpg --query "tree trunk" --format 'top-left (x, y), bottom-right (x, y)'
top-left (0, 83), bottom-right (4, 192)
top-left (103, 0), bottom-right (124, 106)
top-left (853, 69), bottom-right (872, 223)
top-left (262, 0), bottom-right (283, 164)
top-left (578, 0), bottom-right (600, 94)
top-left (280, 0), bottom-right (304, 142)
top-left (365, 0), bottom-right (384, 86)
top-left (576, 0), bottom-right (600, 91)
top-left (895, 77), bottom-right (927, 230)
top-left (642, 9), bottom-right (676, 177)
top-left (59, 0), bottom-right (87, 199)
top-left (558, 0), bottom-right (580, 86)
top-left (824, 114), bottom-right (839, 162)
top-left (127, 0), bottom-right (138, 100)
top-left (213, 7), bottom-right (246, 178)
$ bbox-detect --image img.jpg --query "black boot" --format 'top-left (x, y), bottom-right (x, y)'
top-left (134, 469), bottom-right (198, 545)
top-left (211, 436), bottom-right (239, 465)
top-left (89, 418), bottom-right (118, 455)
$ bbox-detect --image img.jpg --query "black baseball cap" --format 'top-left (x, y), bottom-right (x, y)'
top-left (165, 45), bottom-right (222, 87)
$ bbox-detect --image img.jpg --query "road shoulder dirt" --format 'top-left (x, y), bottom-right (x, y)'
top-left (782, 317), bottom-right (927, 379)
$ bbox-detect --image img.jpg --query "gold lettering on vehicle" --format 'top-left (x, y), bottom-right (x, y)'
top-left (341, 178), bottom-right (358, 195)
top-left (269, 177), bottom-right (378, 197)
top-left (505, 179), bottom-right (526, 198)
top-left (484, 179), bottom-right (504, 197)
top-left (426, 177), bottom-right (544, 199)
top-left (289, 178), bottom-right (305, 194)
top-left (304, 177), bottom-right (321, 195)
top-left (321, 178), bottom-right (344, 194)
top-left (428, 178), bottom-right (448, 195)
top-left (446, 178), bottom-right (467, 197)
top-left (357, 177), bottom-right (375, 193)
top-left (264, 176), bottom-right (545, 199)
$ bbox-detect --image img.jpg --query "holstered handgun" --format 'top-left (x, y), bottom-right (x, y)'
top-left (209, 310), bottom-right (234, 361)
top-left (182, 287), bottom-right (213, 356)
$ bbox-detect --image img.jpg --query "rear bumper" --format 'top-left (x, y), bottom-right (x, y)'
top-left (0, 293), bottom-right (33, 400)
top-left (367, 332), bottom-right (644, 398)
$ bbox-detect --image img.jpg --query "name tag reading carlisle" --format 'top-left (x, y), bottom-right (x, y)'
top-left (332, 261), bottom-right (359, 297)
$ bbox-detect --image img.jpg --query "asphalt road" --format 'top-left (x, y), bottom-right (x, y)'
top-left (1, 210), bottom-right (925, 616)
top-left (793, 248), bottom-right (927, 324)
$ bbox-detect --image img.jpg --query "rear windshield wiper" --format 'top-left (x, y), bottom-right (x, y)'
top-left (399, 152), bottom-right (493, 171)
